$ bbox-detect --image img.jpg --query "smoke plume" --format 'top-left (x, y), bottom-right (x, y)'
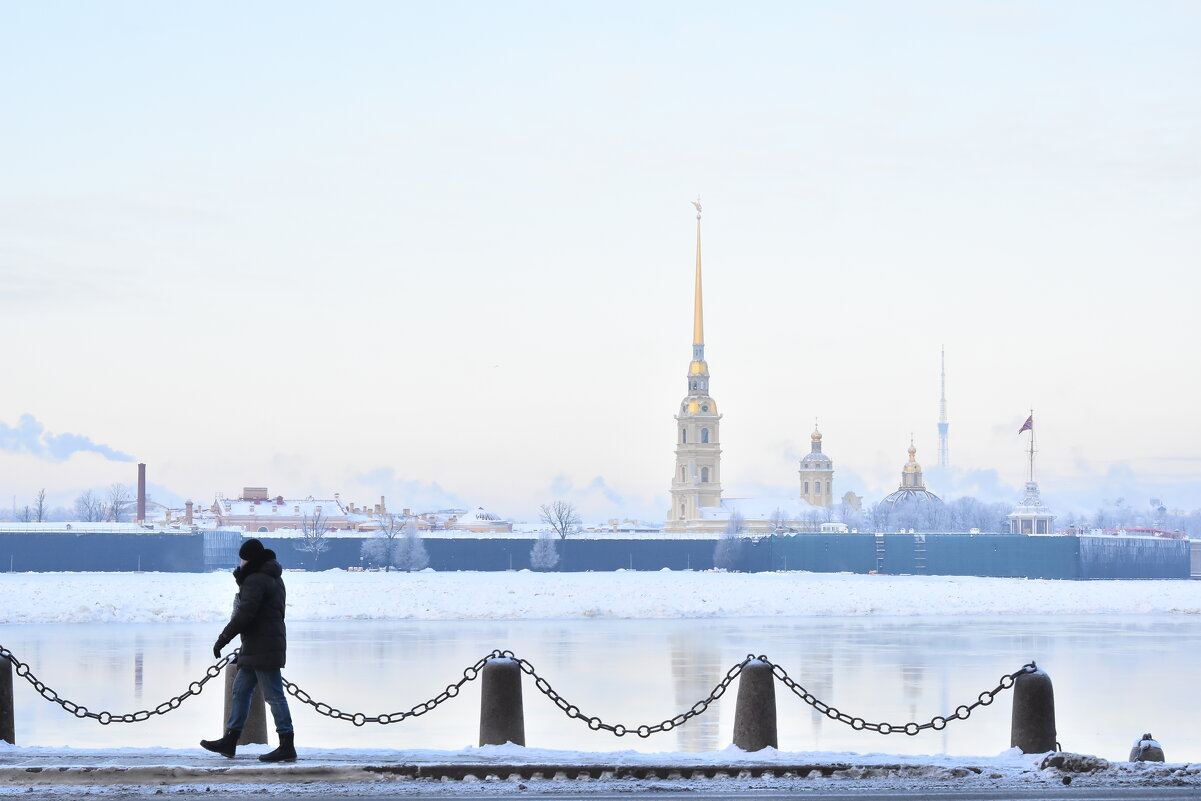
top-left (0, 414), bottom-right (135, 462)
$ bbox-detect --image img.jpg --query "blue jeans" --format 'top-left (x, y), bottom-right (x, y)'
top-left (227, 666), bottom-right (294, 735)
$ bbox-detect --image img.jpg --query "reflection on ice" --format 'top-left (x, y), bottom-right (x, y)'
top-left (3, 616), bottom-right (1199, 761)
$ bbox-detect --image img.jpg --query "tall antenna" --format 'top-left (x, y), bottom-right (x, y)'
top-left (937, 346), bottom-right (949, 469)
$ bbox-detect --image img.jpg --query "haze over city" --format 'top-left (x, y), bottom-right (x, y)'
top-left (2, 1), bottom-right (1198, 523)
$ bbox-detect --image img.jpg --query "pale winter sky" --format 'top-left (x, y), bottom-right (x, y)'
top-left (1, 1), bottom-right (1198, 523)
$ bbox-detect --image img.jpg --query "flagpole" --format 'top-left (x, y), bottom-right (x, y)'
top-left (1028, 408), bottom-right (1035, 483)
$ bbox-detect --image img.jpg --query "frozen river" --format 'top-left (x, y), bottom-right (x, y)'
top-left (3, 615), bottom-right (1199, 762)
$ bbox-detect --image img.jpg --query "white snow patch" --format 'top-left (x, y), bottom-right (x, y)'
top-left (1, 571), bottom-right (1200, 624)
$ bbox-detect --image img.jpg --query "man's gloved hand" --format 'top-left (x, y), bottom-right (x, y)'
top-left (213, 636), bottom-right (231, 659)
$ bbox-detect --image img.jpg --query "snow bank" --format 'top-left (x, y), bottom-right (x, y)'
top-left (1, 571), bottom-right (1198, 625)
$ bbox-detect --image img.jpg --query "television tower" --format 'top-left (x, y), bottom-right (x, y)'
top-left (937, 346), bottom-right (949, 469)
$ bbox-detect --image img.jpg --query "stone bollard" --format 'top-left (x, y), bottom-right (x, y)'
top-left (479, 657), bottom-right (525, 747)
top-left (1130, 733), bottom-right (1165, 762)
top-left (1, 657), bottom-right (14, 745)
top-left (732, 659), bottom-right (777, 751)
top-left (1010, 663), bottom-right (1056, 754)
top-left (222, 663), bottom-right (267, 745)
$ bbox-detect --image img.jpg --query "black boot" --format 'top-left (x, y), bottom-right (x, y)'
top-left (258, 732), bottom-right (296, 763)
top-left (199, 729), bottom-right (241, 758)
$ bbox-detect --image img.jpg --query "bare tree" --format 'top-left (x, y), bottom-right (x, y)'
top-left (361, 512), bottom-right (402, 570)
top-left (539, 501), bottom-right (581, 540)
top-left (294, 509), bottom-right (330, 569)
top-left (33, 489), bottom-right (47, 523)
top-left (529, 532), bottom-right (559, 570)
top-left (74, 490), bottom-right (103, 522)
top-left (769, 507), bottom-right (788, 533)
top-left (867, 501), bottom-right (891, 533)
top-left (105, 483), bottom-right (132, 522)
top-left (714, 511), bottom-right (745, 571)
top-left (18, 505), bottom-right (32, 523)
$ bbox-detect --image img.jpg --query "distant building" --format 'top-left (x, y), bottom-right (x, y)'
top-left (878, 440), bottom-right (946, 529)
top-left (665, 201), bottom-right (724, 534)
top-left (661, 204), bottom-right (839, 535)
top-left (443, 507), bottom-right (514, 534)
top-left (584, 519), bottom-right (665, 535)
top-left (798, 425), bottom-right (834, 507)
top-left (1008, 413), bottom-right (1055, 535)
top-left (210, 487), bottom-right (387, 533)
top-left (1008, 482), bottom-right (1055, 535)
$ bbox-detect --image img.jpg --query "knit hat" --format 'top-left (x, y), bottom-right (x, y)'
top-left (239, 538), bottom-right (266, 560)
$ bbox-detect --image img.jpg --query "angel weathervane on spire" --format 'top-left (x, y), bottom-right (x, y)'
top-left (692, 196), bottom-right (702, 219)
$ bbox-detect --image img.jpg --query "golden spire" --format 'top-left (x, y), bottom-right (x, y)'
top-left (691, 197), bottom-right (703, 346)
top-left (685, 197), bottom-right (710, 389)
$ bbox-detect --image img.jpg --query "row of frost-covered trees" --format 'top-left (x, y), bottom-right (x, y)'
top-left (3, 484), bottom-right (135, 523)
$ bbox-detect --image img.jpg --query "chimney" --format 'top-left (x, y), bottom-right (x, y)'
top-left (137, 463), bottom-right (146, 523)
top-left (185, 500), bottom-right (194, 525)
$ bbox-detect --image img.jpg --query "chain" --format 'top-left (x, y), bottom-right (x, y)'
top-left (762, 656), bottom-right (1038, 736)
top-left (281, 650), bottom-right (497, 726)
top-left (504, 650), bottom-right (753, 738)
top-left (0, 644), bottom-right (236, 725)
top-left (1, 641), bottom-right (1037, 739)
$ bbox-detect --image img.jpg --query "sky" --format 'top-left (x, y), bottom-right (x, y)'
top-left (1, 1), bottom-right (1199, 523)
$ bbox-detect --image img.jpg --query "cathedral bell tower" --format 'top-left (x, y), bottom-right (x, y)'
top-left (799, 424), bottom-right (834, 507)
top-left (666, 200), bottom-right (723, 530)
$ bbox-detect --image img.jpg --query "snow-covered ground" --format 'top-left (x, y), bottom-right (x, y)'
top-left (1, 569), bottom-right (1199, 625)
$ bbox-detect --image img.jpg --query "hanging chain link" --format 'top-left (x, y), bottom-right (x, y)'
top-left (760, 656), bottom-right (1038, 736)
top-left (515, 651), bottom-right (1035, 739)
top-left (281, 650), bottom-right (498, 726)
top-left (2, 641), bottom-right (1036, 739)
top-left (0, 644), bottom-right (236, 725)
top-left (505, 650), bottom-right (754, 738)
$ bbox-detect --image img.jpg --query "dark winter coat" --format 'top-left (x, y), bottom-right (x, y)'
top-left (217, 552), bottom-right (287, 669)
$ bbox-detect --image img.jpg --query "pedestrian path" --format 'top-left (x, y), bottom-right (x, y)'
top-left (1, 744), bottom-right (1198, 790)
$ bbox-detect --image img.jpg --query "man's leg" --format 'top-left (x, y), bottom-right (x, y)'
top-left (256, 668), bottom-right (293, 734)
top-left (255, 668), bottom-right (296, 762)
top-left (201, 665), bottom-right (256, 757)
top-left (225, 666), bottom-right (260, 732)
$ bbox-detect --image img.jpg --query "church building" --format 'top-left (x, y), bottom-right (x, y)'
top-left (878, 440), bottom-right (946, 530)
top-left (663, 202), bottom-right (829, 535)
top-left (665, 200), bottom-right (724, 533)
top-left (799, 426), bottom-right (834, 507)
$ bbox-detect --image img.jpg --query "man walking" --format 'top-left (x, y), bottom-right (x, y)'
top-left (200, 538), bottom-right (296, 762)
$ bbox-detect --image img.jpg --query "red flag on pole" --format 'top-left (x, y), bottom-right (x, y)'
top-left (1018, 415), bottom-right (1033, 434)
